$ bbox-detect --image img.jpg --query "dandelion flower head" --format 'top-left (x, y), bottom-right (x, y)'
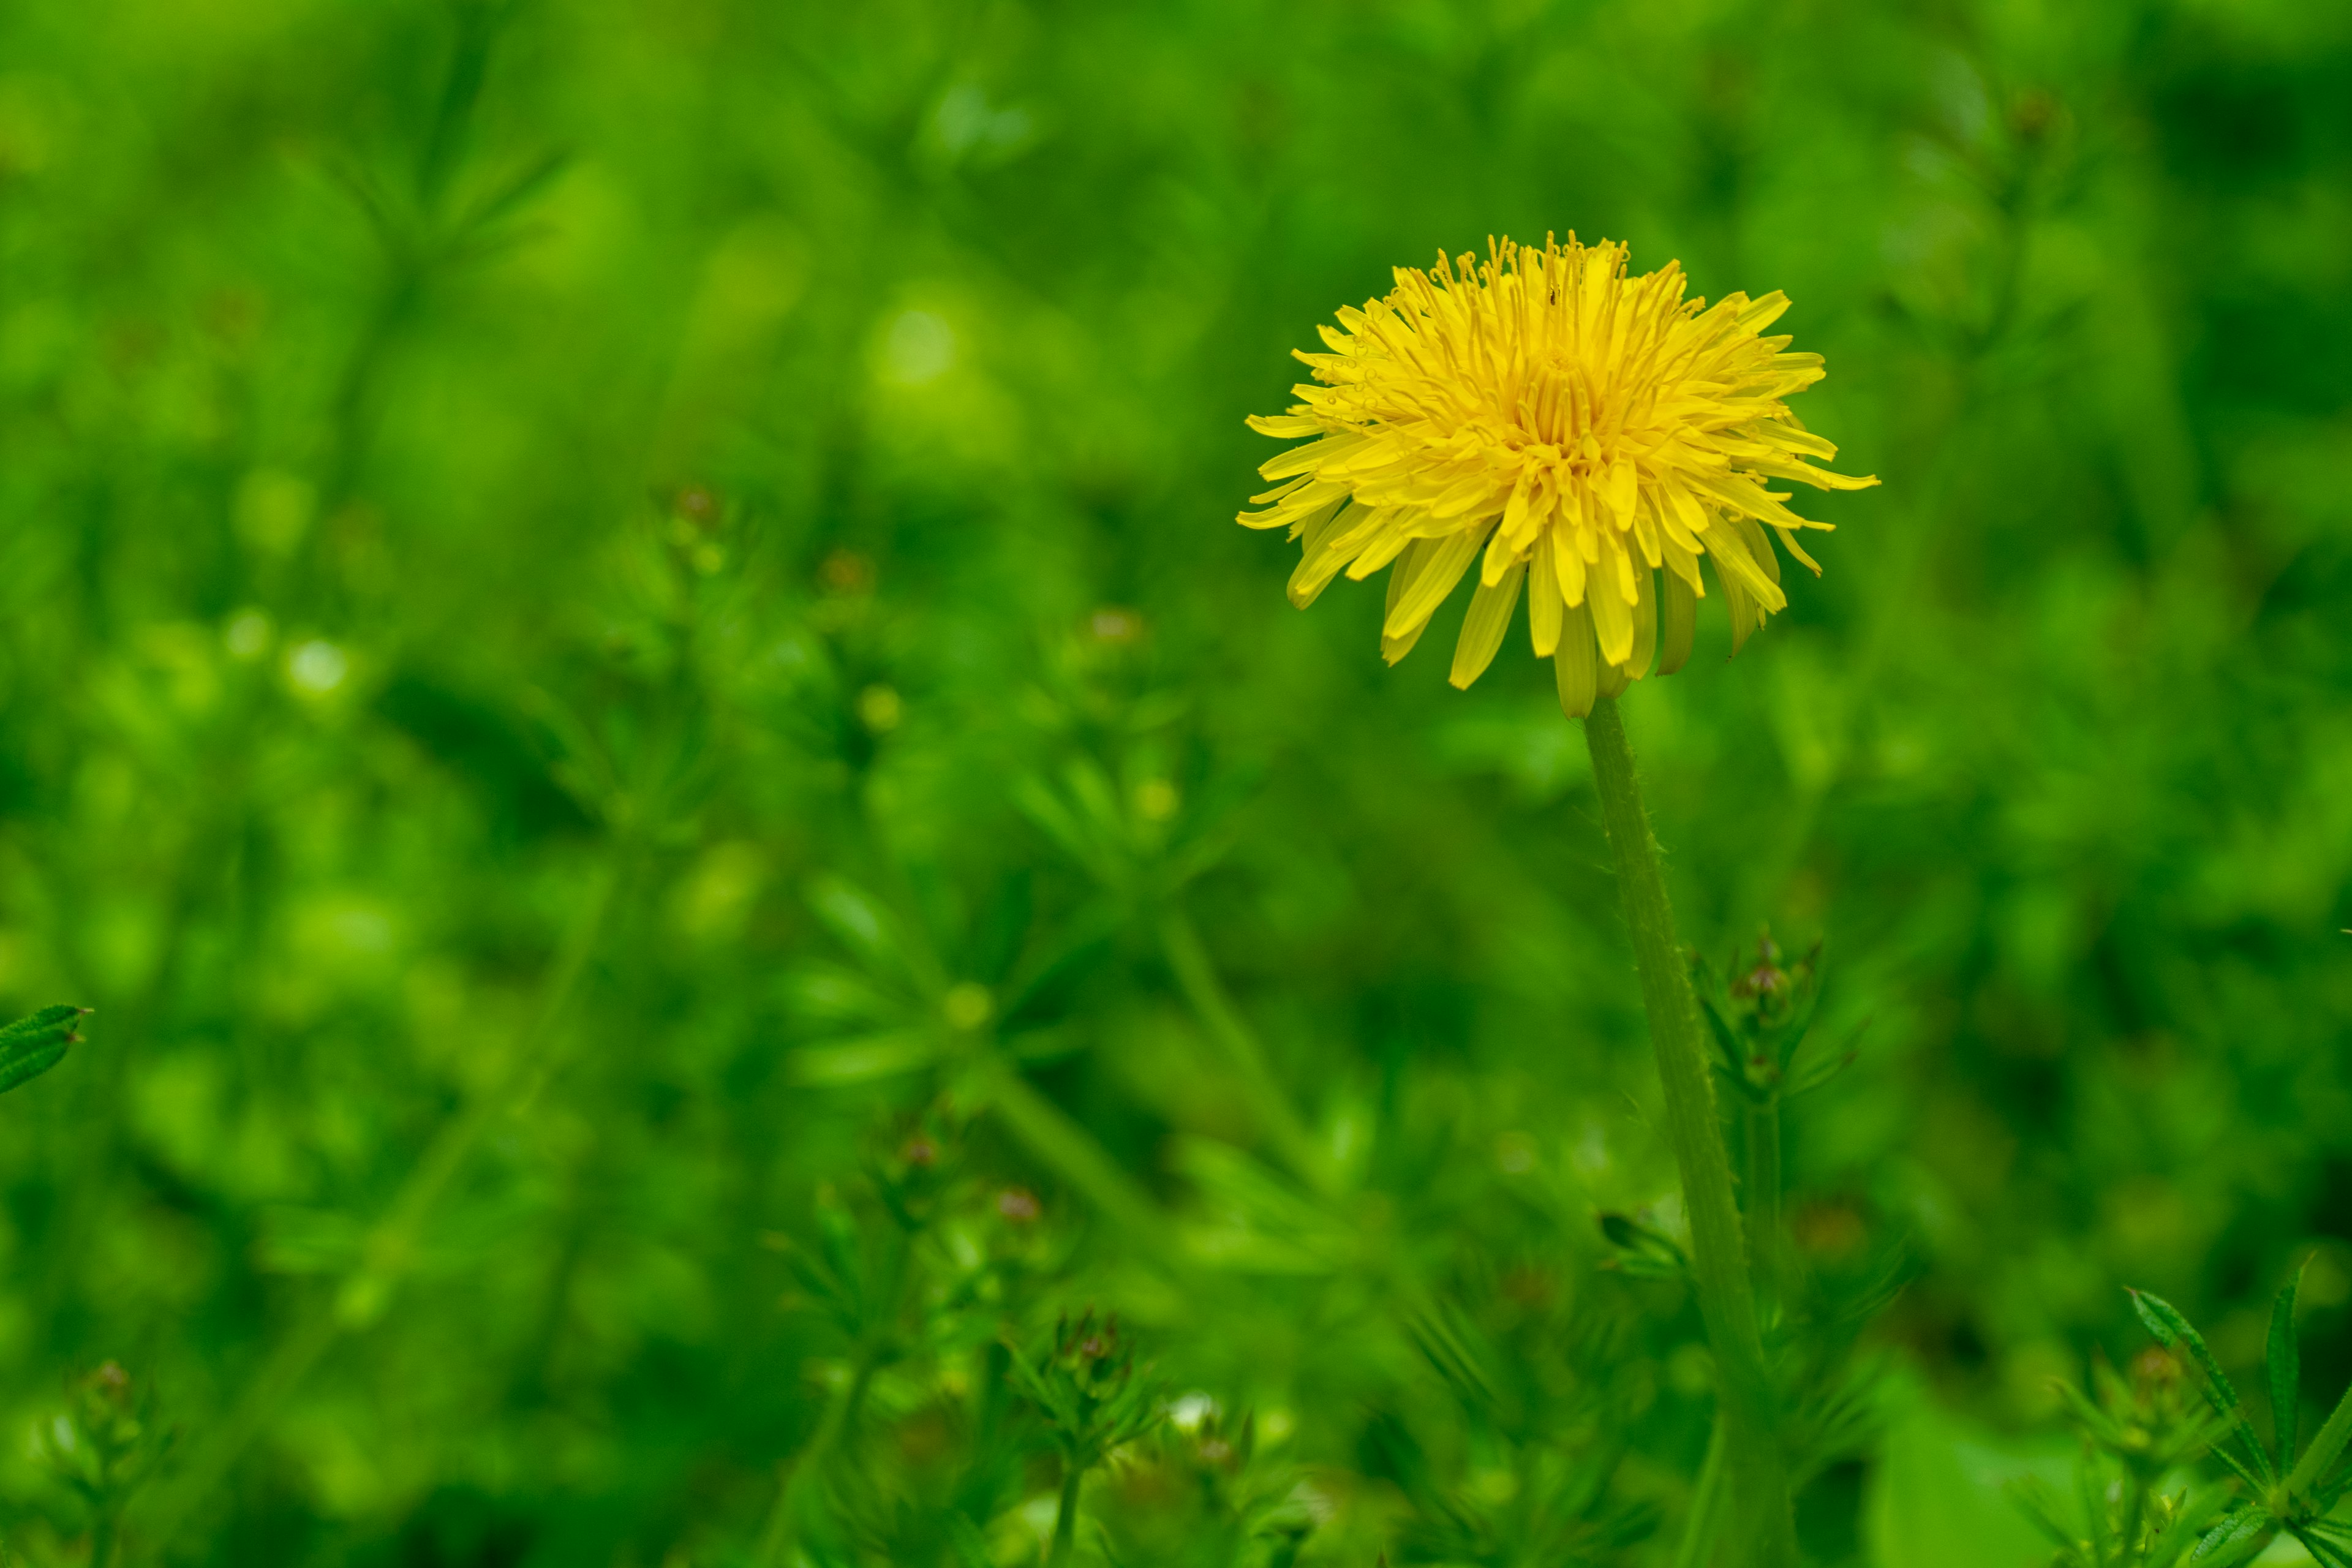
top-left (1238, 235), bottom-right (1876, 715)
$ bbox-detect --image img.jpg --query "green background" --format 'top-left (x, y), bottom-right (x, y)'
top-left (0, 0), bottom-right (2347, 1562)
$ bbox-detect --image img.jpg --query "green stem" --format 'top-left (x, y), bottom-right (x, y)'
top-left (1746, 1096), bottom-right (1783, 1311)
top-left (1583, 697), bottom-right (1796, 1568)
top-left (756, 1354), bottom-right (878, 1567)
top-left (1673, 1412), bottom-right (1728, 1568)
top-left (1158, 909), bottom-right (1338, 1193)
top-left (133, 854), bottom-right (624, 1550)
top-left (1046, 1453), bottom-right (1087, 1568)
top-left (984, 1055), bottom-right (1178, 1256)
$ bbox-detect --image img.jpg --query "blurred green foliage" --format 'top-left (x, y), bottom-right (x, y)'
top-left (0, 0), bottom-right (2348, 1562)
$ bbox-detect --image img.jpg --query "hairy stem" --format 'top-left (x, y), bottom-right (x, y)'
top-left (1584, 697), bottom-right (1796, 1568)
top-left (1746, 1097), bottom-right (1783, 1310)
top-left (1046, 1455), bottom-right (1087, 1568)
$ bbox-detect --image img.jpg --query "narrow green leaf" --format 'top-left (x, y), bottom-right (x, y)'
top-left (2079, 1446), bottom-right (2112, 1556)
top-left (2271, 1260), bottom-right (2308, 1472)
top-left (785, 1030), bottom-right (944, 1087)
top-left (2210, 1442), bottom-right (2269, 1496)
top-left (2147, 1482), bottom-right (2239, 1564)
top-left (946, 1511), bottom-right (995, 1568)
top-left (2132, 1288), bottom-right (2274, 1483)
top-left (2004, 1477), bottom-right (2075, 1550)
top-left (0, 1005), bottom-right (85, 1095)
top-left (2195, 1505), bottom-right (2271, 1567)
top-left (805, 875), bottom-right (939, 989)
top-left (1696, 993), bottom-right (1749, 1085)
top-left (2291, 1525), bottom-right (2352, 1568)
top-left (2287, 1378), bottom-right (2352, 1499)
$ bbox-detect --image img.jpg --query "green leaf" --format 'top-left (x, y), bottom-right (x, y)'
top-left (2286, 1378), bottom-right (2352, 1500)
top-left (2291, 1524), bottom-right (2352, 1568)
top-left (1597, 1212), bottom-right (1689, 1280)
top-left (969, 870), bottom-right (1032, 984)
top-left (1697, 993), bottom-right (1751, 1088)
top-left (0, 1005), bottom-right (85, 1095)
top-left (2145, 1481), bottom-right (2239, 1566)
top-left (2130, 1289), bottom-right (2274, 1483)
top-left (2003, 1476), bottom-right (2074, 1549)
top-left (785, 1030), bottom-right (944, 1087)
top-left (1863, 1389), bottom-right (2062, 1568)
top-left (1405, 1302), bottom-right (1499, 1413)
top-left (2271, 1259), bottom-right (2307, 1472)
top-left (805, 875), bottom-right (936, 988)
top-left (945, 1511), bottom-right (995, 1568)
top-left (1011, 775), bottom-right (1120, 888)
top-left (2195, 1505), bottom-right (2273, 1568)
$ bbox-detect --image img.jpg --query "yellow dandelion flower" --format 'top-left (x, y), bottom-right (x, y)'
top-left (1238, 234), bottom-right (1877, 716)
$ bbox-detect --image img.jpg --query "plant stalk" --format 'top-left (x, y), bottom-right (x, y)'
top-left (1583, 696), bottom-right (1796, 1568)
top-left (1746, 1096), bottom-right (1783, 1309)
top-left (1159, 908), bottom-right (1338, 1193)
top-left (1673, 1411), bottom-right (1728, 1568)
top-left (756, 1353), bottom-right (878, 1567)
top-left (1047, 1453), bottom-right (1086, 1568)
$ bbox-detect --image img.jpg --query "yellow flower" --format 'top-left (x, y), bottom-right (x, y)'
top-left (1238, 235), bottom-right (1876, 716)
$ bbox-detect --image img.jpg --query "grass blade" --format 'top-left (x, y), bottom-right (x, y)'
top-left (2271, 1260), bottom-right (2308, 1472)
top-left (2132, 1289), bottom-right (2274, 1483)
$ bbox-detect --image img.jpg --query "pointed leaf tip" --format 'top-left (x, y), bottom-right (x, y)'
top-left (2271, 1259), bottom-right (2310, 1472)
top-left (0, 1003), bottom-right (85, 1095)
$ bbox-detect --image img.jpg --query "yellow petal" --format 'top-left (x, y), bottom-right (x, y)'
top-left (1479, 522), bottom-right (1519, 588)
top-left (1344, 514), bottom-right (1416, 579)
top-left (1631, 489), bottom-right (1664, 567)
top-left (1735, 291), bottom-right (1791, 334)
top-left (1382, 529), bottom-right (1483, 639)
top-left (1245, 413), bottom-right (1323, 439)
top-left (1289, 503), bottom-right (1373, 607)
top-left (1658, 567), bottom-right (1697, 675)
top-left (1623, 565), bottom-right (1657, 680)
top-left (1239, 479), bottom-right (1348, 530)
top-left (1552, 520), bottom-right (1588, 607)
top-left (1384, 537), bottom-right (1436, 624)
top-left (1248, 475), bottom-right (1310, 508)
top-left (1603, 457), bottom-right (1638, 525)
top-left (1528, 532), bottom-right (1564, 656)
top-left (1727, 513), bottom-right (1784, 586)
top-left (1716, 557), bottom-right (1760, 655)
top-left (1588, 535), bottom-right (1635, 666)
top-left (1555, 601), bottom-right (1597, 719)
top-left (1449, 559), bottom-right (1526, 688)
top-left (1700, 514), bottom-right (1787, 610)
top-left (1501, 466), bottom-right (1534, 546)
top-left (1382, 618), bottom-right (1432, 665)
top-left (1257, 433), bottom-right (1366, 483)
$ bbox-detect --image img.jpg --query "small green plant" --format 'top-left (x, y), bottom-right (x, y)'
top-left (34, 1362), bottom-right (173, 1568)
top-left (2015, 1269), bottom-right (2352, 1566)
top-left (1695, 933), bottom-right (1860, 1307)
top-left (1006, 1310), bottom-right (1167, 1567)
